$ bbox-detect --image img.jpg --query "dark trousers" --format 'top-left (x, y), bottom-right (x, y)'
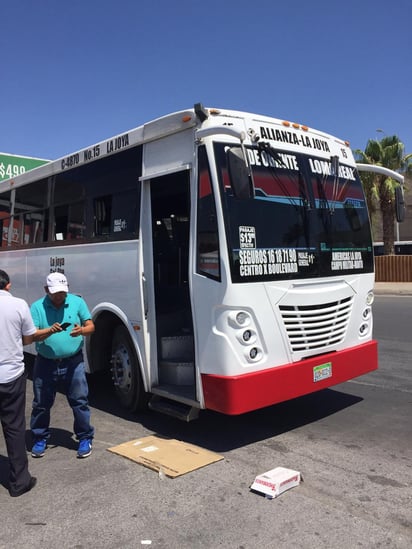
top-left (0, 373), bottom-right (31, 494)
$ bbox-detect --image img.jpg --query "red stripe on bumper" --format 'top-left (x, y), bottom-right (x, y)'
top-left (201, 340), bottom-right (378, 415)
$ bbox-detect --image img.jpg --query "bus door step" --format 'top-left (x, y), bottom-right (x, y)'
top-left (161, 334), bottom-right (194, 362)
top-left (159, 360), bottom-right (195, 385)
top-left (148, 395), bottom-right (199, 422)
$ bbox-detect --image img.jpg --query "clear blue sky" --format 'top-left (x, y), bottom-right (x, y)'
top-left (1, 0), bottom-right (411, 161)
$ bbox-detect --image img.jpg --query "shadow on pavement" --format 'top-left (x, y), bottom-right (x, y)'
top-left (24, 427), bottom-right (78, 452)
top-left (86, 368), bottom-right (363, 453)
top-left (138, 389), bottom-right (362, 453)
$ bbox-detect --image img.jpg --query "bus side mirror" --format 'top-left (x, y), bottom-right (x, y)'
top-left (227, 147), bottom-right (255, 200)
top-left (395, 185), bottom-right (405, 223)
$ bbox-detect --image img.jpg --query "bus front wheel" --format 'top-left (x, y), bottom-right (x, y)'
top-left (110, 325), bottom-right (147, 411)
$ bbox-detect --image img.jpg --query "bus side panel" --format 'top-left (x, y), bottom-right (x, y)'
top-left (201, 340), bottom-right (378, 415)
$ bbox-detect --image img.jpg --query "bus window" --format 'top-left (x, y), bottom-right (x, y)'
top-left (111, 189), bottom-right (139, 238)
top-left (92, 188), bottom-right (139, 239)
top-left (1, 215), bottom-right (20, 247)
top-left (51, 171), bottom-right (86, 241)
top-left (54, 173), bottom-right (86, 205)
top-left (54, 202), bottom-right (86, 241)
top-left (1, 192), bottom-right (12, 246)
top-left (37, 147), bottom-right (142, 243)
top-left (68, 202), bottom-right (86, 239)
top-left (197, 146), bottom-right (220, 280)
top-left (23, 212), bottom-right (46, 244)
top-left (0, 193), bottom-right (10, 246)
top-left (0, 211), bottom-right (28, 247)
top-left (93, 196), bottom-right (112, 236)
top-left (0, 181), bottom-right (48, 247)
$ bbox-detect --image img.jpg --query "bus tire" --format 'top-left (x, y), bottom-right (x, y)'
top-left (111, 325), bottom-right (148, 412)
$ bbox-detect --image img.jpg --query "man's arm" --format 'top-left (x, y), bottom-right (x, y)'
top-left (82, 319), bottom-right (95, 336)
top-left (22, 334), bottom-right (35, 346)
top-left (70, 319), bottom-right (95, 338)
top-left (32, 323), bottom-right (65, 341)
top-left (21, 301), bottom-right (38, 346)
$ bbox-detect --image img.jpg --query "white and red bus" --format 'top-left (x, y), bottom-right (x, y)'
top-left (0, 104), bottom-right (404, 420)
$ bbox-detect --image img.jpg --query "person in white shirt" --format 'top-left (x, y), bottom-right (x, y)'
top-left (0, 269), bottom-right (37, 497)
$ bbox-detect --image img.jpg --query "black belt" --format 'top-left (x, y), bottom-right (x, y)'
top-left (39, 350), bottom-right (83, 363)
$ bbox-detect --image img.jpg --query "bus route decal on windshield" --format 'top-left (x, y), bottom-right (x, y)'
top-left (297, 251), bottom-right (315, 267)
top-left (238, 247), bottom-right (299, 277)
top-left (239, 226), bottom-right (256, 249)
top-left (331, 251), bottom-right (364, 271)
top-left (309, 158), bottom-right (355, 180)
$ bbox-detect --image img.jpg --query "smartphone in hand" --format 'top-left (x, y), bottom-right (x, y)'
top-left (60, 322), bottom-right (71, 330)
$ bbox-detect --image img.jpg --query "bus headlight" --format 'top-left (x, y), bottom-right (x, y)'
top-left (362, 307), bottom-right (371, 320)
top-left (366, 290), bottom-right (374, 305)
top-left (228, 311), bottom-right (252, 328)
top-left (243, 329), bottom-right (252, 342)
top-left (237, 328), bottom-right (257, 345)
top-left (248, 347), bottom-right (262, 361)
top-left (359, 322), bottom-right (369, 336)
top-left (236, 311), bottom-right (250, 326)
top-left (226, 309), bottom-right (264, 362)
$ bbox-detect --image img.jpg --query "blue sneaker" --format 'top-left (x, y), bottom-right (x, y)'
top-left (77, 438), bottom-right (92, 458)
top-left (31, 439), bottom-right (47, 458)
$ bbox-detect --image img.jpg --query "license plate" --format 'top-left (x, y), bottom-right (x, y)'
top-left (313, 362), bottom-right (332, 382)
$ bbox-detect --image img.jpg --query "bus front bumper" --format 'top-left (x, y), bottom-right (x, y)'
top-left (201, 340), bottom-right (378, 415)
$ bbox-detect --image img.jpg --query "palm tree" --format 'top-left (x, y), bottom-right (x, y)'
top-left (355, 136), bottom-right (412, 255)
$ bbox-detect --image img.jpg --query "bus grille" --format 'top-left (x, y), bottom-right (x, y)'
top-left (279, 296), bottom-right (353, 352)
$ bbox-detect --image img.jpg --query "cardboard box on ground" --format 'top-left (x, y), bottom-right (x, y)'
top-left (250, 467), bottom-right (301, 499)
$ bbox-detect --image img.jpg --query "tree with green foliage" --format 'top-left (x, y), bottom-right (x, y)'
top-left (355, 136), bottom-right (412, 255)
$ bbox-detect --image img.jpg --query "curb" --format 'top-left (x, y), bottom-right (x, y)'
top-left (374, 284), bottom-right (412, 296)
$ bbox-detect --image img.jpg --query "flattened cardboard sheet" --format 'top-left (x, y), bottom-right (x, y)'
top-left (108, 435), bottom-right (224, 478)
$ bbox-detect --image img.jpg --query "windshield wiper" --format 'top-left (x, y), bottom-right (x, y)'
top-left (256, 140), bottom-right (312, 248)
top-left (256, 141), bottom-right (312, 211)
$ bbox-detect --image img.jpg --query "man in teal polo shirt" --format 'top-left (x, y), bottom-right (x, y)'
top-left (30, 272), bottom-right (95, 459)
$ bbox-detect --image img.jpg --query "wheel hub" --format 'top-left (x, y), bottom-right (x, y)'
top-left (111, 345), bottom-right (132, 393)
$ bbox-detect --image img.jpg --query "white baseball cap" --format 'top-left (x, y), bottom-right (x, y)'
top-left (46, 272), bottom-right (69, 294)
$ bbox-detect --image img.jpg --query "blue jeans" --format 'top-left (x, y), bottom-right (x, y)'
top-left (30, 352), bottom-right (94, 441)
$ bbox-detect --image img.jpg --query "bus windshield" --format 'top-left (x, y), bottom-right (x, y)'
top-left (214, 142), bottom-right (374, 283)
